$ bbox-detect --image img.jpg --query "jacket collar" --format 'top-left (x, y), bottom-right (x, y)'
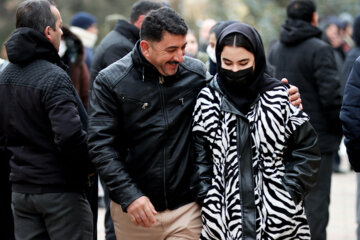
top-left (6, 27), bottom-right (60, 65)
top-left (114, 20), bottom-right (139, 45)
top-left (131, 41), bottom-right (180, 84)
top-left (280, 18), bottom-right (322, 45)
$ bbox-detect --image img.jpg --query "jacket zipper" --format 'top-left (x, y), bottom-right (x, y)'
top-left (159, 75), bottom-right (168, 209)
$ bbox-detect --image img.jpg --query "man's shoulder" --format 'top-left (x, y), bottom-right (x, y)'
top-left (5, 59), bottom-right (69, 83)
top-left (180, 56), bottom-right (208, 77)
top-left (96, 53), bottom-right (134, 87)
top-left (303, 36), bottom-right (329, 48)
top-left (98, 30), bottom-right (133, 53)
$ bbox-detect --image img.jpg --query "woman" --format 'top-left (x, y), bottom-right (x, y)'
top-left (191, 22), bottom-right (321, 239)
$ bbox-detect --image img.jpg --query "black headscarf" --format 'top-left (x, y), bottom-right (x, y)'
top-left (216, 22), bottom-right (282, 113)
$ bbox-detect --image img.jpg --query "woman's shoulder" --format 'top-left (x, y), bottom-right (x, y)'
top-left (262, 84), bottom-right (289, 99)
top-left (197, 86), bottom-right (222, 105)
top-left (199, 85), bottom-right (218, 97)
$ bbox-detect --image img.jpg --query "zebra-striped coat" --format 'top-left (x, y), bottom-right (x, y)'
top-left (192, 80), bottom-right (320, 240)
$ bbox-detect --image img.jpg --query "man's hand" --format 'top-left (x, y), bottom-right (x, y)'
top-left (127, 196), bottom-right (158, 228)
top-left (281, 78), bottom-right (303, 110)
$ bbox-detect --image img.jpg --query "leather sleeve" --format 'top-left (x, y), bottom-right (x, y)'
top-left (88, 73), bottom-right (143, 212)
top-left (190, 132), bottom-right (213, 206)
top-left (282, 121), bottom-right (321, 204)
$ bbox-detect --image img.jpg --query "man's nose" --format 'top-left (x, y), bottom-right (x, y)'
top-left (173, 49), bottom-right (184, 63)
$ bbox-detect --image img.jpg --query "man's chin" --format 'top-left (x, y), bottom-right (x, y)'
top-left (163, 67), bottom-right (178, 77)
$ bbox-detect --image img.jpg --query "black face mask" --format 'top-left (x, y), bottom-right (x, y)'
top-left (219, 66), bottom-right (254, 89)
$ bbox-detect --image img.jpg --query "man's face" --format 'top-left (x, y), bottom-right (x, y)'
top-left (185, 32), bottom-right (198, 57)
top-left (49, 6), bottom-right (63, 52)
top-left (141, 32), bottom-right (186, 77)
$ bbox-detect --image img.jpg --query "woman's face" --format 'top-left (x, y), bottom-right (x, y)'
top-left (208, 32), bottom-right (217, 50)
top-left (220, 46), bottom-right (255, 72)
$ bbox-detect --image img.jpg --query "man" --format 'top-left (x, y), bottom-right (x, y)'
top-left (90, 0), bottom-right (163, 85)
top-left (89, 7), bottom-right (302, 239)
top-left (0, 57), bottom-right (13, 240)
top-left (198, 18), bottom-right (216, 52)
top-left (341, 56), bottom-right (360, 240)
top-left (90, 2), bottom-right (163, 239)
top-left (88, 7), bottom-right (208, 239)
top-left (268, 1), bottom-right (343, 239)
top-left (0, 0), bottom-right (93, 239)
top-left (341, 15), bottom-right (360, 240)
top-left (70, 11), bottom-right (98, 70)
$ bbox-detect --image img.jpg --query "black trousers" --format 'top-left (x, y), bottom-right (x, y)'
top-left (304, 151), bottom-right (335, 240)
top-left (12, 192), bottom-right (93, 240)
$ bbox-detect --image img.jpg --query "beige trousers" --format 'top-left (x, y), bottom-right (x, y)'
top-left (110, 201), bottom-right (202, 240)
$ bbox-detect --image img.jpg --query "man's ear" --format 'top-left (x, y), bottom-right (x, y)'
top-left (133, 15), bottom-right (145, 29)
top-left (43, 26), bottom-right (52, 41)
top-left (311, 12), bottom-right (318, 27)
top-left (140, 40), bottom-right (151, 58)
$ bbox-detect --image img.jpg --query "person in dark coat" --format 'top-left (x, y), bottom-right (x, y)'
top-left (341, 16), bottom-right (360, 238)
top-left (0, 57), bottom-right (13, 240)
top-left (70, 12), bottom-right (98, 70)
top-left (88, 7), bottom-right (210, 239)
top-left (343, 14), bottom-right (360, 81)
top-left (90, 1), bottom-right (163, 86)
top-left (89, 2), bottom-right (163, 239)
top-left (0, 0), bottom-right (93, 239)
top-left (268, 1), bottom-right (343, 239)
top-left (341, 55), bottom-right (360, 240)
top-left (60, 26), bottom-right (90, 110)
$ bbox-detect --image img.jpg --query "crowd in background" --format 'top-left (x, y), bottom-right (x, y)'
top-left (1, 0), bottom-right (360, 240)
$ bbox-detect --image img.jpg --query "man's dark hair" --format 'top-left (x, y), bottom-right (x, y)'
top-left (286, 0), bottom-right (316, 23)
top-left (16, 0), bottom-right (57, 33)
top-left (130, 1), bottom-right (163, 24)
top-left (140, 7), bottom-right (188, 42)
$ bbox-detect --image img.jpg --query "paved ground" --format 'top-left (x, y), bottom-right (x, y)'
top-left (328, 170), bottom-right (357, 240)
top-left (97, 162), bottom-right (358, 240)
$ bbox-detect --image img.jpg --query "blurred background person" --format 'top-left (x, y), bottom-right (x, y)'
top-left (70, 12), bottom-right (98, 70)
top-left (198, 18), bottom-right (216, 52)
top-left (269, 1), bottom-right (343, 239)
top-left (340, 55), bottom-right (360, 240)
top-left (60, 26), bottom-right (89, 110)
top-left (321, 16), bottom-right (347, 175)
top-left (343, 14), bottom-right (360, 81)
top-left (341, 13), bottom-right (360, 240)
top-left (339, 12), bottom-right (355, 52)
top-left (185, 29), bottom-right (208, 63)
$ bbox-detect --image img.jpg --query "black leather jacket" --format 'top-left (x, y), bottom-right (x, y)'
top-left (88, 42), bottom-right (212, 211)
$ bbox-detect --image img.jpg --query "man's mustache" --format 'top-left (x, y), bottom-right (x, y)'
top-left (167, 61), bottom-right (180, 64)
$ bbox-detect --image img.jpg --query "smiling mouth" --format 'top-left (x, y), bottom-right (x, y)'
top-left (167, 61), bottom-right (179, 66)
